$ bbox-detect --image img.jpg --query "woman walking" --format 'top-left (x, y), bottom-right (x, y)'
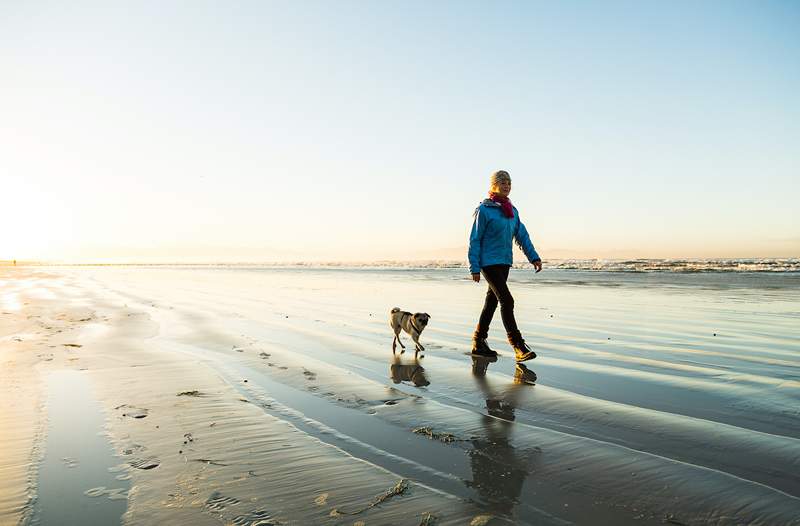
top-left (468, 170), bottom-right (542, 361)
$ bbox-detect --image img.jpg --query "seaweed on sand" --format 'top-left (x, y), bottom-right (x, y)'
top-left (330, 479), bottom-right (410, 516)
top-left (412, 427), bottom-right (464, 443)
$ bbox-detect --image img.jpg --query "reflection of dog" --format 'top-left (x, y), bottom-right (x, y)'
top-left (390, 362), bottom-right (430, 387)
top-left (389, 307), bottom-right (430, 354)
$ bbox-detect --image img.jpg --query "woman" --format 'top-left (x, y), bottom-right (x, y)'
top-left (468, 170), bottom-right (542, 361)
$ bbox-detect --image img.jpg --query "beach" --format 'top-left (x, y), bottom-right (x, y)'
top-left (1, 264), bottom-right (799, 526)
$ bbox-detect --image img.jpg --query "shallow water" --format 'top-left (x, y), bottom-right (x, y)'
top-left (31, 370), bottom-right (128, 526)
top-left (52, 266), bottom-right (800, 524)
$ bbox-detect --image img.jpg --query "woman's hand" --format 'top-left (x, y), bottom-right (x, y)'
top-left (471, 273), bottom-right (481, 282)
top-left (533, 260), bottom-right (543, 273)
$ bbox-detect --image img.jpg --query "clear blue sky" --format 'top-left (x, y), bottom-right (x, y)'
top-left (2, 1), bottom-right (798, 262)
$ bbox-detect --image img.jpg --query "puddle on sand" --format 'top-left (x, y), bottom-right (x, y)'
top-left (32, 370), bottom-right (129, 526)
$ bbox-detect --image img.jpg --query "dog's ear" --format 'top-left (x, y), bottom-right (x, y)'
top-left (425, 313), bottom-right (431, 319)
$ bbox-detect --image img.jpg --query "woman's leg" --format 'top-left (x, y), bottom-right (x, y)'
top-left (475, 284), bottom-right (499, 339)
top-left (482, 266), bottom-right (536, 360)
top-left (478, 265), bottom-right (520, 339)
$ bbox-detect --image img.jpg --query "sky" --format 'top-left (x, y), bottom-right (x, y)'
top-left (2, 0), bottom-right (799, 263)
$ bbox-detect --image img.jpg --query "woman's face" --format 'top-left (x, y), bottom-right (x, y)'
top-left (492, 179), bottom-right (511, 198)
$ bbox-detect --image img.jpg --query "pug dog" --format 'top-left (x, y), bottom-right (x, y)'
top-left (389, 307), bottom-right (430, 354)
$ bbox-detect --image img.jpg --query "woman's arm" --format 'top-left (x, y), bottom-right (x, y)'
top-left (468, 207), bottom-right (487, 275)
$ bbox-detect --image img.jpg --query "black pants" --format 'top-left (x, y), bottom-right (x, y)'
top-left (475, 264), bottom-right (520, 341)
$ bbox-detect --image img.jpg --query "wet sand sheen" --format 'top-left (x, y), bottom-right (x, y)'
top-left (2, 268), bottom-right (505, 525)
top-left (79, 266), bottom-right (800, 524)
top-left (33, 370), bottom-right (128, 525)
top-left (2, 266), bottom-right (800, 525)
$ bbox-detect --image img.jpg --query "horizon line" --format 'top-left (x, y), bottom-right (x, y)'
top-left (3, 256), bottom-right (799, 267)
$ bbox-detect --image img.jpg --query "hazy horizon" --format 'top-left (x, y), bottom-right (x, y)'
top-left (3, 1), bottom-right (799, 262)
top-left (5, 255), bottom-right (799, 268)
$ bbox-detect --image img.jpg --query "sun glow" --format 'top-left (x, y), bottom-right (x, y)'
top-left (2, 178), bottom-right (74, 260)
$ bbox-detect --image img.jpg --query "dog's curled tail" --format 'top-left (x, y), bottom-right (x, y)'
top-left (390, 307), bottom-right (401, 314)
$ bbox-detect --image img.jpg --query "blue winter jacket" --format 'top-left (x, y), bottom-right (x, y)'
top-left (468, 199), bottom-right (540, 274)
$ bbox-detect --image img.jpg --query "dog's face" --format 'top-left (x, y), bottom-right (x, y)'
top-left (413, 313), bottom-right (430, 329)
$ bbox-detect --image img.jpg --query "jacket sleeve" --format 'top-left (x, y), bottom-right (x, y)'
top-left (514, 211), bottom-right (541, 263)
top-left (467, 207), bottom-right (486, 274)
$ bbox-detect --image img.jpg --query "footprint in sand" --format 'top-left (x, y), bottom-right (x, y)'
top-left (302, 369), bottom-right (317, 380)
top-left (205, 491), bottom-right (240, 512)
top-left (85, 486), bottom-right (128, 500)
top-left (128, 457), bottom-right (160, 470)
top-left (259, 352), bottom-right (271, 359)
top-left (116, 405), bottom-right (149, 419)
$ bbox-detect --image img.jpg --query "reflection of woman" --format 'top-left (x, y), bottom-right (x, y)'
top-left (468, 170), bottom-right (542, 361)
top-left (466, 416), bottom-right (528, 515)
top-left (467, 356), bottom-right (537, 517)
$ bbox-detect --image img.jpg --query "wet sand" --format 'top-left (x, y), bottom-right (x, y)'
top-left (34, 369), bottom-right (129, 525)
top-left (1, 266), bottom-right (799, 525)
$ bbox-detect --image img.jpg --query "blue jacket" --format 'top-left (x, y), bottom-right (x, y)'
top-left (468, 199), bottom-right (540, 274)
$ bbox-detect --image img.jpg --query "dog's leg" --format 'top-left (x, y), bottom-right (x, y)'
top-left (412, 333), bottom-right (424, 353)
top-left (396, 332), bottom-right (406, 350)
top-left (392, 335), bottom-right (397, 353)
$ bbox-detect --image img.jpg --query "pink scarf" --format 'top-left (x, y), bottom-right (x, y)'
top-left (489, 193), bottom-right (515, 218)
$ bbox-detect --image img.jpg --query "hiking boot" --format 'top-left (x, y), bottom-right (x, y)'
top-left (511, 339), bottom-right (536, 362)
top-left (471, 338), bottom-right (498, 358)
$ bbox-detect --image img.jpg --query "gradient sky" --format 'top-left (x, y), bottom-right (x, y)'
top-left (2, 1), bottom-right (799, 262)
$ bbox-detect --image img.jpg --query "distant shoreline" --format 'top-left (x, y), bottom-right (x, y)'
top-left (4, 257), bottom-right (799, 273)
